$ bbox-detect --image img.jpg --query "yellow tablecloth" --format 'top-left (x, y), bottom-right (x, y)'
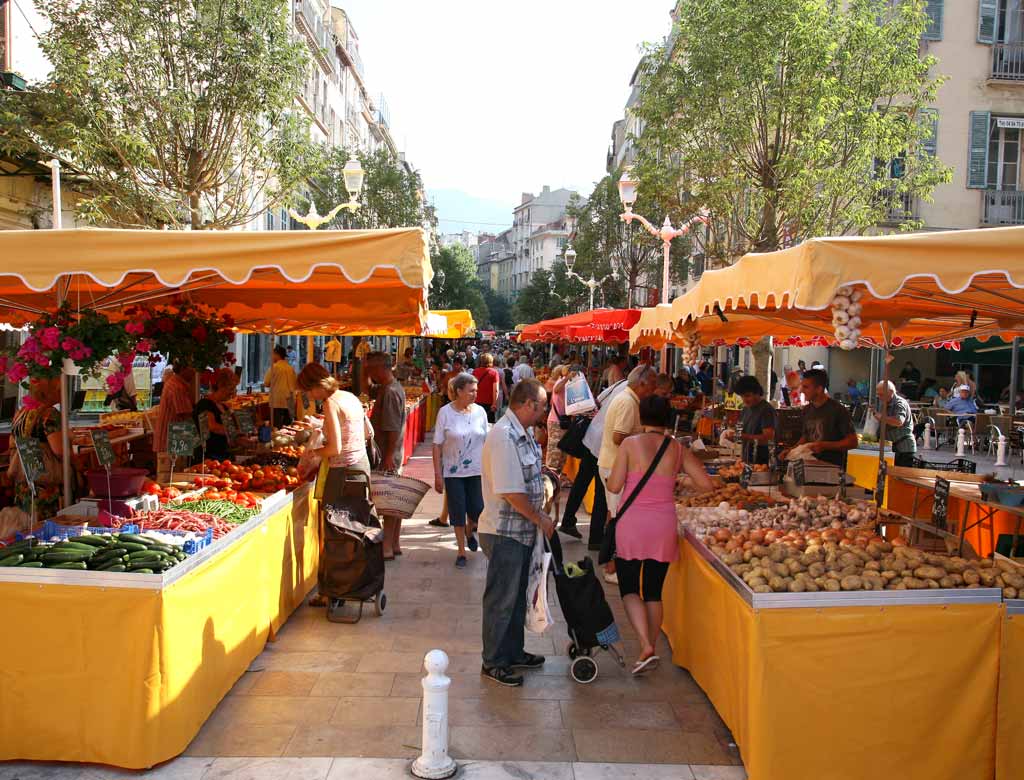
top-left (0, 486), bottom-right (318, 768)
top-left (998, 609), bottom-right (1024, 780)
top-left (663, 537), bottom-right (1001, 780)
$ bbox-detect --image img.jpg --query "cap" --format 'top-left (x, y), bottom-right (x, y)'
top-left (957, 384), bottom-right (971, 392)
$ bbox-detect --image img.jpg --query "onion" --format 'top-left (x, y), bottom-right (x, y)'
top-left (714, 528), bottom-right (731, 542)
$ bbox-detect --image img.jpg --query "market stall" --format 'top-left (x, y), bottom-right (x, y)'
top-left (0, 227), bottom-right (433, 767)
top-left (519, 308), bottom-right (641, 344)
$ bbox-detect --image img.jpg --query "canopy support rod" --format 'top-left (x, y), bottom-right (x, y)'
top-left (1011, 337), bottom-right (1021, 416)
top-left (876, 323), bottom-right (892, 483)
top-left (898, 289), bottom-right (1024, 321)
top-left (93, 275), bottom-right (231, 311)
top-left (0, 298), bottom-right (47, 316)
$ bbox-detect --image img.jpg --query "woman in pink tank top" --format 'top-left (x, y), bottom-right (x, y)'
top-left (606, 395), bottom-right (714, 674)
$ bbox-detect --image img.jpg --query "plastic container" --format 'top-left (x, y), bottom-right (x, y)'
top-left (980, 482), bottom-right (1024, 507)
top-left (138, 526), bottom-right (213, 555)
top-left (85, 467), bottom-right (149, 498)
top-left (17, 521), bottom-right (140, 542)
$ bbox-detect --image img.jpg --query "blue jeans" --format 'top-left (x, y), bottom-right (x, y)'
top-left (444, 476), bottom-right (483, 528)
top-left (480, 532), bottom-right (533, 669)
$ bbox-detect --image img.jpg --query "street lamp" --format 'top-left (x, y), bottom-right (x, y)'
top-left (288, 157), bottom-right (365, 229)
top-left (617, 169), bottom-right (707, 370)
top-left (563, 242), bottom-right (619, 312)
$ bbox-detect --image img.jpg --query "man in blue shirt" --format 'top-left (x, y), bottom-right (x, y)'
top-left (942, 385), bottom-right (979, 425)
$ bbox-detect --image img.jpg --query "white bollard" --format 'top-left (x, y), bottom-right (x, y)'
top-left (411, 649), bottom-right (457, 780)
top-left (956, 427), bottom-right (966, 457)
top-left (923, 422), bottom-right (932, 450)
top-left (997, 434), bottom-right (1009, 467)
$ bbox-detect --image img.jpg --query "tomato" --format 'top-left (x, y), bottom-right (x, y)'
top-left (165, 487), bottom-right (181, 499)
top-left (253, 470), bottom-right (265, 480)
top-left (143, 482), bottom-right (161, 495)
top-left (206, 491), bottom-right (223, 500)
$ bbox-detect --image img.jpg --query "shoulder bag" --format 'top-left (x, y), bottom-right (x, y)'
top-left (599, 435), bottom-right (673, 565)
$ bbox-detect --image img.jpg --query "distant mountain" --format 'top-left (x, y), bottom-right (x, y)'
top-left (428, 189), bottom-right (514, 235)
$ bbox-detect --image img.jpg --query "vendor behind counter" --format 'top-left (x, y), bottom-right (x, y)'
top-left (782, 368), bottom-right (858, 467)
top-left (733, 375), bottom-right (776, 464)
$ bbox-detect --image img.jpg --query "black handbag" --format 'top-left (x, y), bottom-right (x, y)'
top-left (557, 415), bottom-right (591, 458)
top-left (599, 435), bottom-right (673, 565)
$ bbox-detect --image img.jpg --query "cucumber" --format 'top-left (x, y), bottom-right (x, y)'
top-left (41, 551), bottom-right (93, 563)
top-left (18, 561), bottom-right (44, 568)
top-left (130, 568), bottom-right (155, 574)
top-left (99, 563), bottom-right (127, 573)
top-left (117, 533), bottom-right (150, 546)
top-left (145, 544), bottom-right (177, 555)
top-left (74, 535), bottom-right (112, 547)
top-left (1, 540), bottom-right (34, 553)
top-left (119, 542), bottom-right (148, 553)
top-left (50, 561), bottom-right (88, 570)
top-left (0, 554), bottom-right (25, 566)
top-left (127, 550), bottom-right (161, 561)
top-left (91, 547), bottom-right (128, 563)
top-left (53, 542), bottom-right (97, 553)
top-left (128, 558), bottom-right (169, 571)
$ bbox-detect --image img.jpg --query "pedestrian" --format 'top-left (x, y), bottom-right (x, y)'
top-left (472, 352), bottom-right (507, 424)
top-left (872, 380), bottom-right (917, 467)
top-left (606, 395), bottom-right (714, 673)
top-left (265, 345), bottom-right (298, 427)
top-left (433, 372), bottom-right (489, 568)
top-left (479, 378), bottom-right (553, 687)
top-left (513, 354), bottom-right (535, 384)
top-left (286, 344), bottom-right (299, 370)
top-left (366, 351), bottom-right (407, 559)
top-left (545, 364), bottom-right (572, 475)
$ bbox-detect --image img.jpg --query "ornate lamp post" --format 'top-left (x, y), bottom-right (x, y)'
top-left (617, 169), bottom-right (707, 370)
top-left (563, 244), bottom-right (619, 312)
top-left (289, 157), bottom-right (366, 229)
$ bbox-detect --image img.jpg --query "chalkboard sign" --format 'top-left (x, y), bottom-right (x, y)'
top-left (932, 477), bottom-right (950, 530)
top-left (792, 459), bottom-right (806, 486)
top-left (876, 461), bottom-right (888, 507)
top-left (740, 463), bottom-right (753, 489)
top-left (168, 420), bottom-right (199, 458)
top-left (224, 412), bottom-right (239, 445)
top-left (90, 429), bottom-right (116, 469)
top-left (235, 409), bottom-right (256, 436)
top-left (14, 436), bottom-right (46, 484)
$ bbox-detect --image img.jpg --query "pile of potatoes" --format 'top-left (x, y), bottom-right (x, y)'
top-left (712, 537), bottom-right (1024, 598)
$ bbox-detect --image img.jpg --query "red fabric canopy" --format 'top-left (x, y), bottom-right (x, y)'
top-left (518, 309), bottom-right (641, 343)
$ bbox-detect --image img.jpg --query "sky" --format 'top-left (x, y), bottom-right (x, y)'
top-left (333, 0), bottom-right (673, 233)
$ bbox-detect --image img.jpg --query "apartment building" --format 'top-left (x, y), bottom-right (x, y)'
top-left (500, 186), bottom-right (576, 300)
top-left (476, 230), bottom-right (512, 292)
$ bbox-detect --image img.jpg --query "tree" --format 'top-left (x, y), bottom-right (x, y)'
top-left (567, 175), bottom-right (691, 309)
top-left (309, 146), bottom-right (436, 230)
top-left (480, 285), bottom-right (513, 331)
top-left (0, 0), bottom-right (322, 228)
top-left (633, 0), bottom-right (951, 263)
top-left (430, 244), bottom-right (489, 328)
top-left (513, 269), bottom-right (569, 326)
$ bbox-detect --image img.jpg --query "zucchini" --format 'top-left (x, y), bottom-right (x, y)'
top-left (74, 535), bottom-right (112, 547)
top-left (117, 533), bottom-right (150, 546)
top-left (127, 550), bottom-right (161, 562)
top-left (53, 541), bottom-right (96, 551)
top-left (50, 561), bottom-right (88, 570)
top-left (18, 561), bottom-right (44, 568)
top-left (145, 544), bottom-right (177, 555)
top-left (130, 568), bottom-right (155, 574)
top-left (99, 563), bottom-right (127, 573)
top-left (41, 551), bottom-right (93, 563)
top-left (119, 542), bottom-right (148, 553)
top-left (0, 553), bottom-right (25, 566)
top-left (128, 558), bottom-right (170, 572)
top-left (90, 547), bottom-right (128, 563)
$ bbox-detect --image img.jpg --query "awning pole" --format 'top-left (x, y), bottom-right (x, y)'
top-left (877, 325), bottom-right (892, 475)
top-left (1010, 337), bottom-right (1020, 416)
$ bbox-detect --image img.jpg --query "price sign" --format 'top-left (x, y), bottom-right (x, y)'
top-left (740, 463), bottom-right (753, 489)
top-left (168, 420), bottom-right (199, 458)
top-left (875, 461), bottom-right (888, 507)
top-left (235, 409), bottom-right (256, 436)
top-left (792, 459), bottom-right (806, 487)
top-left (14, 436), bottom-right (46, 484)
top-left (224, 412), bottom-right (239, 445)
top-left (90, 429), bottom-right (116, 469)
top-left (932, 477), bottom-right (950, 530)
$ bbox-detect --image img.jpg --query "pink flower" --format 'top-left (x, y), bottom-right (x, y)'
top-left (225, 351), bottom-right (236, 365)
top-left (39, 327), bottom-right (61, 350)
top-left (136, 339), bottom-right (152, 353)
top-left (7, 362), bottom-right (28, 382)
top-left (34, 354), bottom-right (51, 367)
top-left (61, 337), bottom-right (82, 352)
top-left (0, 356), bottom-right (7, 375)
top-left (18, 337), bottom-right (40, 357)
top-left (105, 373), bottom-right (125, 392)
top-left (125, 320), bottom-right (146, 336)
top-left (191, 325), bottom-right (208, 343)
top-left (117, 351), bottom-right (135, 370)
top-left (21, 396), bottom-right (42, 410)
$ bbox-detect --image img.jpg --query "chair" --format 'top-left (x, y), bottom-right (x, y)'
top-left (961, 421), bottom-right (978, 455)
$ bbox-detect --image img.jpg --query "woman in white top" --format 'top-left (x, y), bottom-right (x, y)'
top-left (433, 372), bottom-right (489, 568)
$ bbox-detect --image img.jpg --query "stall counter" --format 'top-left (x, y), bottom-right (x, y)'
top-left (0, 485), bottom-right (319, 768)
top-left (662, 535), bottom-right (1001, 780)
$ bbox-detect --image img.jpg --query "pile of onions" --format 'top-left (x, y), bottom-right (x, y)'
top-left (831, 286), bottom-right (863, 351)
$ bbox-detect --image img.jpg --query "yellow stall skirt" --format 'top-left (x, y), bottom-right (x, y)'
top-left (998, 608), bottom-right (1024, 780)
top-left (662, 537), bottom-right (1002, 780)
top-left (0, 486), bottom-right (318, 769)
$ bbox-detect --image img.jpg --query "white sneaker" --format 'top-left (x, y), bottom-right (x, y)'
top-left (603, 572), bottom-right (618, 585)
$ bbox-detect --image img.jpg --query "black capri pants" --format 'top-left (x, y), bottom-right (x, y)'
top-left (615, 558), bottom-right (670, 602)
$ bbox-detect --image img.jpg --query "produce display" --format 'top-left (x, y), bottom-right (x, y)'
top-left (167, 498), bottom-right (260, 525)
top-left (99, 411), bottom-right (146, 427)
top-left (138, 507), bottom-right (235, 539)
top-left (676, 483), bottom-right (780, 510)
top-left (718, 462), bottom-right (770, 480)
top-left (186, 458), bottom-right (301, 493)
top-left (0, 530), bottom-right (192, 573)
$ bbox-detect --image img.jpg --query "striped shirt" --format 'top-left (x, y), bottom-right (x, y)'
top-left (479, 409), bottom-right (543, 546)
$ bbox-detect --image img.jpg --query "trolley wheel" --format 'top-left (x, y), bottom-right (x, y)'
top-left (567, 642), bottom-right (579, 660)
top-left (374, 592), bottom-right (387, 616)
top-left (570, 656), bottom-right (599, 684)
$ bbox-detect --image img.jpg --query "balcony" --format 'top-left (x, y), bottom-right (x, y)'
top-left (982, 189), bottom-right (1024, 225)
top-left (992, 43), bottom-right (1024, 82)
top-left (878, 187), bottom-right (915, 224)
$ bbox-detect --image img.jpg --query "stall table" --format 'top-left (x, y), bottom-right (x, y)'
top-left (0, 485), bottom-right (319, 768)
top-left (401, 396), bottom-right (427, 466)
top-left (662, 531), bottom-right (1002, 780)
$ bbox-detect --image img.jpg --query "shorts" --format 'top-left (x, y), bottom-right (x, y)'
top-left (615, 558), bottom-right (670, 602)
top-left (444, 475), bottom-right (483, 527)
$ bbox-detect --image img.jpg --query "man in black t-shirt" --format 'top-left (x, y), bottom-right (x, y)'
top-left (783, 369), bottom-right (857, 467)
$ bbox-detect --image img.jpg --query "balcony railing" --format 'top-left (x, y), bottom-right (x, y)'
top-left (982, 189), bottom-right (1024, 225)
top-left (992, 43), bottom-right (1024, 82)
top-left (878, 187), bottom-right (915, 224)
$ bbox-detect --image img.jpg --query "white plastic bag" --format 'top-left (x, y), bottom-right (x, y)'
top-left (862, 411), bottom-right (879, 439)
top-left (564, 374), bottom-right (596, 416)
top-left (297, 428), bottom-right (324, 482)
top-left (525, 528), bottom-right (553, 634)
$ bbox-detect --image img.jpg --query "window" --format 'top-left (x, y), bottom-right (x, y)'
top-left (988, 121), bottom-right (1020, 189)
top-left (265, 212), bottom-right (275, 231)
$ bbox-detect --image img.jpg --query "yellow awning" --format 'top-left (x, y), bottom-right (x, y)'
top-left (0, 227), bottom-right (432, 335)
top-left (630, 226), bottom-right (1024, 351)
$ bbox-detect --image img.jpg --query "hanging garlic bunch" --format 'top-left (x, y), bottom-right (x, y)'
top-left (831, 286), bottom-right (863, 350)
top-left (682, 332), bottom-right (701, 365)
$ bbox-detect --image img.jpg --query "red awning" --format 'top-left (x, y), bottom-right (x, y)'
top-left (519, 309), bottom-right (641, 343)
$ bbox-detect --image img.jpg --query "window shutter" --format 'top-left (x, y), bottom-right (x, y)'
top-left (967, 111), bottom-right (991, 189)
top-left (922, 110), bottom-right (938, 157)
top-left (924, 0), bottom-right (943, 41)
top-left (978, 0), bottom-right (997, 44)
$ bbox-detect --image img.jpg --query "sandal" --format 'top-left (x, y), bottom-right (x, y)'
top-left (428, 517), bottom-right (450, 527)
top-left (632, 655), bottom-right (660, 675)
